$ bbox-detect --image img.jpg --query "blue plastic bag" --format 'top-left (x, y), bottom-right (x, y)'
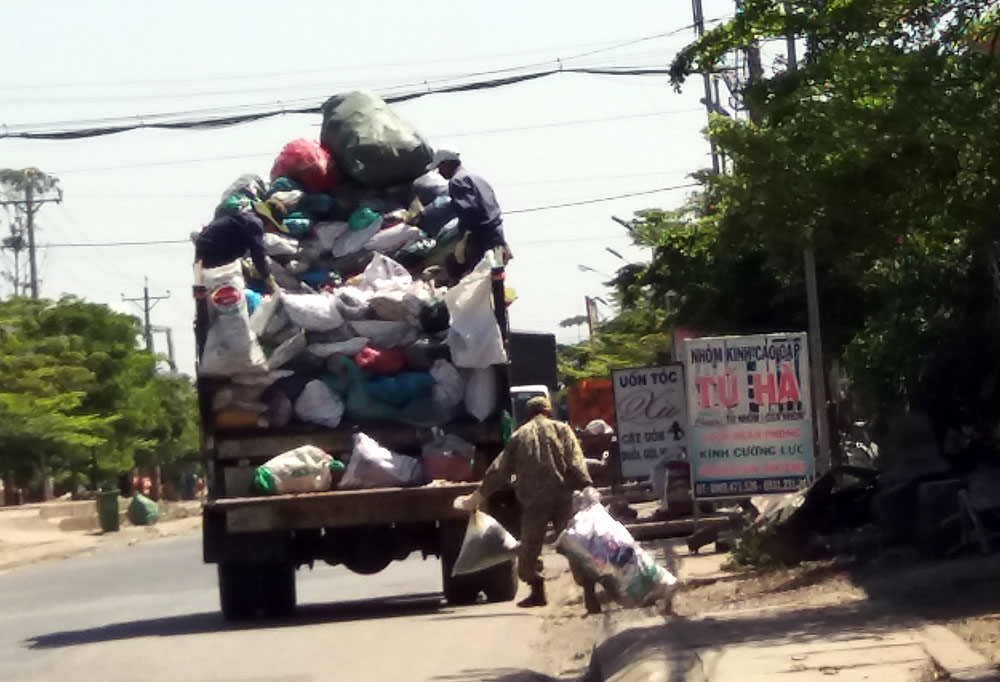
top-left (366, 372), bottom-right (434, 407)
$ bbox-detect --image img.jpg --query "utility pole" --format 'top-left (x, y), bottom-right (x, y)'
top-left (0, 171), bottom-right (62, 299)
top-left (1, 227), bottom-right (26, 296)
top-left (123, 278), bottom-right (170, 354)
top-left (692, 0), bottom-right (720, 173)
top-left (151, 325), bottom-right (177, 371)
top-left (781, 2), bottom-right (831, 472)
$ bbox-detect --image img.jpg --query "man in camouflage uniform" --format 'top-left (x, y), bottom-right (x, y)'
top-left (455, 396), bottom-right (600, 613)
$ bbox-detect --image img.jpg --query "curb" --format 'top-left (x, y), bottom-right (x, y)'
top-left (920, 625), bottom-right (999, 682)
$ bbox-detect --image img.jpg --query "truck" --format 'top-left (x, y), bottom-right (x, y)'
top-left (195, 260), bottom-right (521, 620)
top-left (508, 329), bottom-right (558, 425)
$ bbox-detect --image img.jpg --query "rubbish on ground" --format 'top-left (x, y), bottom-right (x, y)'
top-left (127, 493), bottom-right (160, 526)
top-left (557, 487), bottom-right (678, 607)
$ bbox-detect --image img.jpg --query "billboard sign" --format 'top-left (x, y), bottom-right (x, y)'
top-left (685, 333), bottom-right (814, 499)
top-left (611, 364), bottom-right (689, 480)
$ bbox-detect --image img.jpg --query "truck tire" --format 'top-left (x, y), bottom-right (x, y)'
top-left (218, 563), bottom-right (256, 621)
top-left (439, 522), bottom-right (480, 605)
top-left (261, 563), bottom-right (297, 618)
top-left (480, 560), bottom-right (518, 602)
top-left (218, 562), bottom-right (297, 620)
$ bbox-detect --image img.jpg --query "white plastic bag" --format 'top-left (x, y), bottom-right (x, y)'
top-left (332, 215), bottom-right (383, 257)
top-left (355, 252), bottom-right (412, 292)
top-left (281, 291), bottom-right (345, 331)
top-left (451, 510), bottom-right (520, 576)
top-left (339, 432), bottom-right (423, 489)
top-left (249, 293), bottom-right (282, 338)
top-left (364, 223), bottom-right (423, 253)
top-left (444, 258), bottom-right (507, 368)
top-left (463, 367), bottom-right (498, 422)
top-left (333, 285), bottom-right (372, 320)
top-left (431, 360), bottom-right (465, 410)
top-left (294, 379), bottom-right (345, 428)
top-left (308, 336), bottom-right (370, 359)
top-left (263, 232), bottom-right (298, 257)
top-left (253, 445), bottom-right (334, 494)
top-left (315, 221), bottom-right (350, 251)
top-left (199, 262), bottom-right (267, 377)
top-left (266, 330), bottom-right (307, 370)
top-left (348, 319), bottom-right (418, 348)
top-left (556, 488), bottom-right (678, 607)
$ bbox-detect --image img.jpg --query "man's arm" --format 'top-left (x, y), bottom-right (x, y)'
top-left (558, 423), bottom-right (593, 489)
top-left (478, 441), bottom-right (515, 500)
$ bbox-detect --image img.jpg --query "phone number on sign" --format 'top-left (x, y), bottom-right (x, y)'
top-left (694, 477), bottom-right (805, 497)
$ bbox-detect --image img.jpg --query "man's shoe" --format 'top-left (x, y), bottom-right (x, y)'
top-left (517, 580), bottom-right (547, 608)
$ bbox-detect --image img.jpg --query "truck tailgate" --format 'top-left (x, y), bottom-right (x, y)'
top-left (207, 482), bottom-right (478, 533)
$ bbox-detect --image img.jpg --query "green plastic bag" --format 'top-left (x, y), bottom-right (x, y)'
top-left (127, 493), bottom-right (160, 526)
top-left (348, 207), bottom-right (381, 232)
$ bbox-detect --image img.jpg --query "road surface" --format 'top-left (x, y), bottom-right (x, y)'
top-left (0, 535), bottom-right (552, 682)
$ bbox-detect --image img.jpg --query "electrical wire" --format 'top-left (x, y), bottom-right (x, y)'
top-left (2, 66), bottom-right (677, 141)
top-left (38, 181), bottom-right (699, 249)
top-left (48, 107), bottom-right (703, 174)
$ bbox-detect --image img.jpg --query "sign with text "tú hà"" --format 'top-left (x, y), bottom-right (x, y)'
top-left (684, 333), bottom-right (814, 499)
top-left (611, 364), bottom-right (688, 480)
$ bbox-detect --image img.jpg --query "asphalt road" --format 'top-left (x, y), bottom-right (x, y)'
top-left (0, 535), bottom-right (550, 682)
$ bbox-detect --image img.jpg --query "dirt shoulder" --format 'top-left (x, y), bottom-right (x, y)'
top-left (534, 541), bottom-right (1000, 679)
top-left (0, 502), bottom-right (203, 575)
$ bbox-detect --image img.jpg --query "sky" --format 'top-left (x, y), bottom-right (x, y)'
top-left (0, 0), bottom-right (738, 375)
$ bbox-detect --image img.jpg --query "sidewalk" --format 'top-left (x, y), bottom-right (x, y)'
top-left (539, 539), bottom-right (998, 682)
top-left (0, 499), bottom-right (203, 574)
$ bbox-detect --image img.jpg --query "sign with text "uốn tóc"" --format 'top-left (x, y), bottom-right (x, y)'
top-left (684, 333), bottom-right (814, 499)
top-left (611, 364), bottom-right (689, 480)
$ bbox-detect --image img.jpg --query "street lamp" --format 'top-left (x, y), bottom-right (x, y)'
top-left (577, 264), bottom-right (613, 278)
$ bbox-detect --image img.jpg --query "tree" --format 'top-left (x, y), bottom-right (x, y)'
top-left (0, 296), bottom-right (199, 496)
top-left (603, 0), bottom-right (1000, 436)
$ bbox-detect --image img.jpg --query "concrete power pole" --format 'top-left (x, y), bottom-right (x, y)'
top-left (0, 173), bottom-right (62, 299)
top-left (781, 2), bottom-right (831, 473)
top-left (123, 278), bottom-right (170, 354)
top-left (691, 0), bottom-right (721, 173)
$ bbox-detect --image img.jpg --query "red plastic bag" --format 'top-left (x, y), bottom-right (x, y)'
top-left (423, 453), bottom-right (474, 482)
top-left (355, 346), bottom-right (406, 375)
top-left (271, 139), bottom-right (341, 193)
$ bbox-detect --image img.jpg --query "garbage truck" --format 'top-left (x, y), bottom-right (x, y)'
top-left (195, 259), bottom-right (520, 620)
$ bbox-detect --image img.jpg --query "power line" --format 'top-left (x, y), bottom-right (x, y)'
top-left (1, 66), bottom-right (677, 141)
top-left (505, 182), bottom-right (698, 214)
top-left (48, 108), bottom-right (704, 174)
top-left (38, 182), bottom-right (700, 249)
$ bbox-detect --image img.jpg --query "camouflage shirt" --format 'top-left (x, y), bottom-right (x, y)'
top-left (479, 415), bottom-right (593, 507)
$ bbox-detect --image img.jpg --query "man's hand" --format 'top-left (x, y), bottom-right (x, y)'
top-left (453, 491), bottom-right (483, 512)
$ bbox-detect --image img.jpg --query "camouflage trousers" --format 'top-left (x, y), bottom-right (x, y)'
top-left (518, 495), bottom-right (591, 588)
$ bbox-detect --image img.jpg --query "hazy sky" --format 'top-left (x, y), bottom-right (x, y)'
top-left (1, 0), bottom-right (737, 373)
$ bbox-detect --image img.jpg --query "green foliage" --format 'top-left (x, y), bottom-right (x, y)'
top-left (557, 300), bottom-right (673, 384)
top-left (605, 0), bottom-right (1000, 434)
top-left (0, 296), bottom-right (199, 494)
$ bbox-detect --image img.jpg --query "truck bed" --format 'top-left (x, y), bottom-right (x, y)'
top-left (208, 482), bottom-right (478, 533)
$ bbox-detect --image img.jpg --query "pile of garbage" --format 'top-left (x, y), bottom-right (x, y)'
top-left (724, 414), bottom-right (1000, 566)
top-left (250, 431), bottom-right (477, 494)
top-left (194, 91), bottom-right (510, 488)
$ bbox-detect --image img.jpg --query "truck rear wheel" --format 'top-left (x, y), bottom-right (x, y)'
top-left (439, 522), bottom-right (480, 605)
top-left (218, 562), bottom-right (296, 620)
top-left (480, 560), bottom-right (518, 602)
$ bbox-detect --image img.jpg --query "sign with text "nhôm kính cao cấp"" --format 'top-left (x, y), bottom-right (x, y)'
top-left (684, 333), bottom-right (814, 499)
